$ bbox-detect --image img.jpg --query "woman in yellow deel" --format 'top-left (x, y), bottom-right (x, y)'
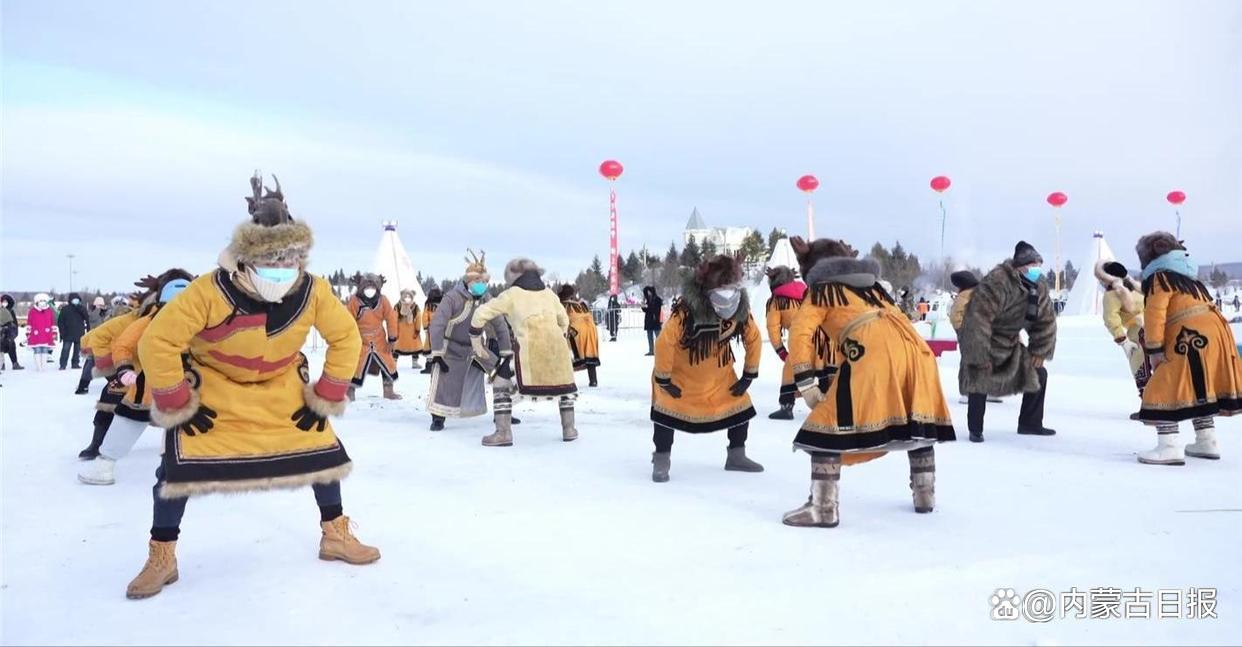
top-left (120, 173), bottom-right (376, 601)
top-left (77, 270), bottom-right (194, 486)
top-left (559, 283), bottom-right (600, 387)
top-left (1133, 232), bottom-right (1241, 465)
top-left (650, 253), bottom-right (763, 482)
top-left (783, 239), bottom-right (955, 529)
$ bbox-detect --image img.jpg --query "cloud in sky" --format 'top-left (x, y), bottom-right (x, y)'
top-left (3, 0), bottom-right (1239, 291)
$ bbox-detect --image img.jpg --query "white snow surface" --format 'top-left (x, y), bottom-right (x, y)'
top-left (2, 316), bottom-right (1239, 645)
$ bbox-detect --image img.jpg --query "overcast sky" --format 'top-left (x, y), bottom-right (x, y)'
top-left (3, 0), bottom-right (1239, 292)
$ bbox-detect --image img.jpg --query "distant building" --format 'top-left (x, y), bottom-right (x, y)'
top-left (683, 207), bottom-right (753, 254)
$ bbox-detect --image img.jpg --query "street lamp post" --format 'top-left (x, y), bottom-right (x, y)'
top-left (67, 254), bottom-right (76, 293)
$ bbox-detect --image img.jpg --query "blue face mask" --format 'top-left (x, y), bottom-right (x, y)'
top-left (160, 279), bottom-right (191, 303)
top-left (1023, 267), bottom-right (1044, 282)
top-left (254, 267), bottom-right (299, 284)
top-left (469, 282), bottom-right (488, 297)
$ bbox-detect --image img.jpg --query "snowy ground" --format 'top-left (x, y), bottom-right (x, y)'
top-left (2, 316), bottom-right (1239, 645)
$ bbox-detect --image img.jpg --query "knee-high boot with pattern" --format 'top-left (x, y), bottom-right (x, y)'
top-left (782, 453), bottom-right (841, 528)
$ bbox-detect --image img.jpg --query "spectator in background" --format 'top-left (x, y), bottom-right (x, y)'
top-left (26, 293), bottom-right (58, 372)
top-left (605, 294), bottom-right (621, 342)
top-left (57, 292), bottom-right (90, 370)
top-left (641, 286), bottom-right (663, 356)
top-left (75, 296), bottom-right (112, 394)
top-left (916, 297), bottom-right (930, 321)
top-left (1234, 295), bottom-right (1240, 312)
top-left (0, 294), bottom-right (23, 371)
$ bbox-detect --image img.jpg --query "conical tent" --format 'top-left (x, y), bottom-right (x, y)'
top-left (1064, 231), bottom-right (1116, 317)
top-left (751, 236), bottom-right (801, 341)
top-left (373, 220), bottom-right (427, 307)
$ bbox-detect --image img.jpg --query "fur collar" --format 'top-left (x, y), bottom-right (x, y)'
top-left (805, 257), bottom-right (881, 289)
top-left (1094, 260), bottom-right (1141, 313)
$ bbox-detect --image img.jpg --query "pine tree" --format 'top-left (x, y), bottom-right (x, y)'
top-left (767, 227), bottom-right (784, 255)
top-left (622, 251), bottom-right (643, 283)
top-left (680, 236), bottom-right (702, 268)
top-left (664, 242), bottom-right (679, 266)
top-left (700, 238), bottom-right (719, 260)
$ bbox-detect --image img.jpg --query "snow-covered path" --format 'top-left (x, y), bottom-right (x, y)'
top-left (2, 317), bottom-right (1238, 645)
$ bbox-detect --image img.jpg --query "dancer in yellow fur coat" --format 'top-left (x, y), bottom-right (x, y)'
top-left (122, 173), bottom-right (377, 601)
top-left (650, 254), bottom-right (764, 482)
top-left (783, 239), bottom-right (955, 528)
top-left (559, 283), bottom-right (600, 387)
top-left (763, 265), bottom-right (807, 420)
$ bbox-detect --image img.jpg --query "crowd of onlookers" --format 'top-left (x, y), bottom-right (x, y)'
top-left (1, 292), bottom-right (132, 386)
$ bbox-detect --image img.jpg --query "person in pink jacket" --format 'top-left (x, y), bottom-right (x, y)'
top-left (25, 293), bottom-right (58, 372)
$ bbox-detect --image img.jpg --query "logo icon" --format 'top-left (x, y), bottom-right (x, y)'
top-left (991, 588), bottom-right (1023, 621)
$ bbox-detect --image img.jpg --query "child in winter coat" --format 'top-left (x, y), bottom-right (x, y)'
top-left (25, 294), bottom-right (58, 371)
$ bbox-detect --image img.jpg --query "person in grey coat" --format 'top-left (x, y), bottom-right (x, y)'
top-left (424, 251), bottom-right (513, 431)
top-left (958, 241), bottom-right (1058, 442)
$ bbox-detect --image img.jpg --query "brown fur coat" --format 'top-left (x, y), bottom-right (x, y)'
top-left (958, 260), bottom-right (1057, 396)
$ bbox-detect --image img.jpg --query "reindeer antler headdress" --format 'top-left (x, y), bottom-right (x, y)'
top-left (463, 249), bottom-right (490, 283)
top-left (223, 171), bottom-right (314, 270)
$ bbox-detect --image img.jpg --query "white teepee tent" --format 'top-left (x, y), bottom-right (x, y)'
top-left (751, 236), bottom-right (802, 341)
top-left (1064, 231), bottom-right (1116, 317)
top-left (373, 220), bottom-right (427, 306)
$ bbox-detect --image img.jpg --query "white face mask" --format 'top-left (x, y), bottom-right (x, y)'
top-left (245, 266), bottom-right (297, 302)
top-left (364, 287), bottom-right (378, 299)
top-left (709, 287), bottom-right (741, 319)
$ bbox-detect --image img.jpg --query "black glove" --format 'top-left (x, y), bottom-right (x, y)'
top-left (659, 382), bottom-right (683, 399)
top-left (177, 405), bottom-right (217, 436)
top-left (292, 405), bottom-right (328, 432)
top-left (426, 356), bottom-right (449, 374)
top-left (495, 356), bottom-right (514, 380)
top-left (729, 377), bottom-right (752, 397)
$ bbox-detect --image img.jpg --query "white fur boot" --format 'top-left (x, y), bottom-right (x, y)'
top-left (1138, 425), bottom-right (1185, 466)
top-left (1185, 419), bottom-right (1220, 460)
top-left (78, 416), bottom-right (147, 485)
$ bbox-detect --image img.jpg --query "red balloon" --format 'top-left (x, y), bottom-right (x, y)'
top-left (930, 176), bottom-right (951, 193)
top-left (599, 160), bottom-right (623, 181)
top-left (1046, 191), bottom-right (1068, 208)
top-left (1166, 190), bottom-right (1186, 205)
top-left (796, 175), bottom-right (819, 193)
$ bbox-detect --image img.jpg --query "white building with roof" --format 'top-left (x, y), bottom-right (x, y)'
top-left (683, 208), bottom-right (753, 254)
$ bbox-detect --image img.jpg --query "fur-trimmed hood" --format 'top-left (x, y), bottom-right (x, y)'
top-left (1094, 260), bottom-right (1141, 315)
top-left (805, 256), bottom-right (882, 289)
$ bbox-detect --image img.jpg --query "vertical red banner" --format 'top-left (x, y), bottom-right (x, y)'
top-left (609, 187), bottom-right (620, 296)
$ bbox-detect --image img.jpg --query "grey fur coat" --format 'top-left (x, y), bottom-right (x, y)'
top-left (958, 260), bottom-right (1057, 396)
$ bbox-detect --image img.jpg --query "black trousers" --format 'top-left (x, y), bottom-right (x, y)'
top-left (653, 422), bottom-right (748, 452)
top-left (59, 337), bottom-right (82, 369)
top-left (586, 366), bottom-right (598, 384)
top-left (968, 366), bottom-right (1047, 432)
top-left (150, 465), bottom-right (344, 541)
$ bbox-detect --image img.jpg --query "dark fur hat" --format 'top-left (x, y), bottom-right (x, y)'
top-left (349, 272), bottom-right (385, 293)
top-left (425, 288), bottom-right (443, 306)
top-left (1135, 231), bottom-right (1186, 269)
top-left (765, 265), bottom-right (797, 289)
top-left (789, 236), bottom-right (858, 278)
top-left (558, 284), bottom-right (578, 301)
top-left (1012, 241), bottom-right (1043, 267)
top-left (695, 252), bottom-right (745, 291)
top-left (504, 257), bottom-right (543, 286)
top-left (1101, 261), bottom-right (1128, 280)
top-left (950, 270), bottom-right (979, 291)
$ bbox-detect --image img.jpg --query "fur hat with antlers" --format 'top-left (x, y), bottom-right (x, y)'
top-left (224, 171), bottom-right (314, 269)
top-left (463, 249), bottom-right (489, 283)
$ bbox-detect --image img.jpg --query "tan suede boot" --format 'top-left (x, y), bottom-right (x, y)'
top-left (319, 516), bottom-right (381, 565)
top-left (560, 407), bottom-right (578, 442)
top-left (382, 381), bottom-right (402, 400)
top-left (782, 454), bottom-right (841, 528)
top-left (126, 540), bottom-right (179, 600)
top-left (482, 413), bottom-right (514, 447)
